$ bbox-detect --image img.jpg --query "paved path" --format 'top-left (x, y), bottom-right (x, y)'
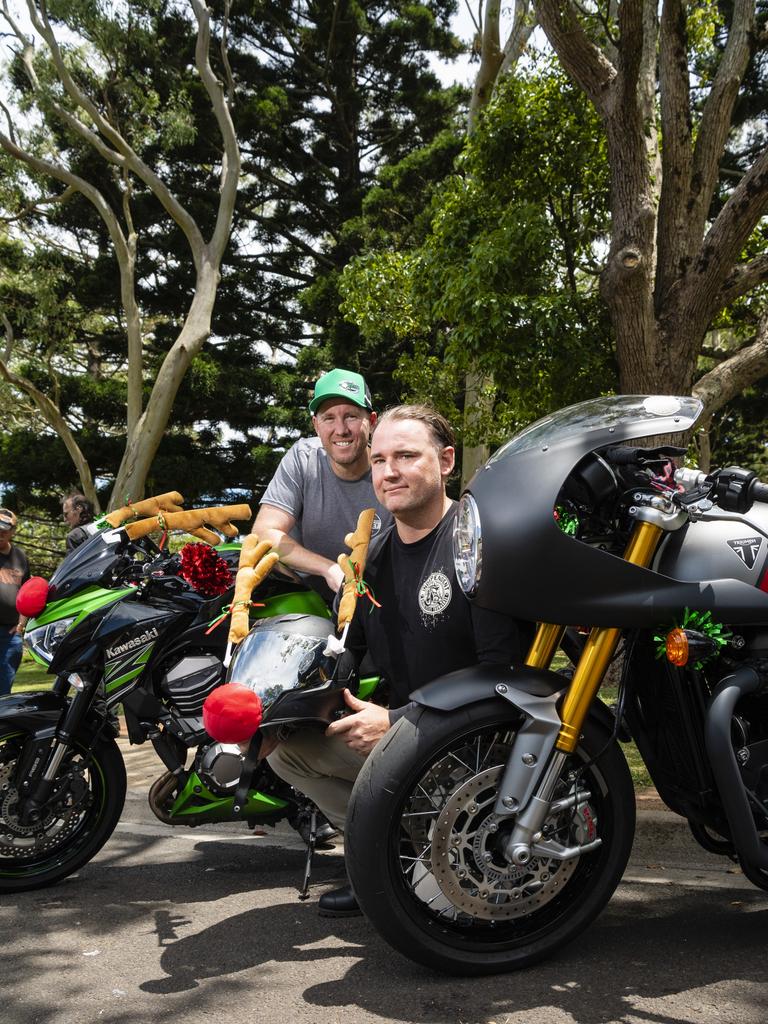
top-left (1, 731), bottom-right (767, 1024)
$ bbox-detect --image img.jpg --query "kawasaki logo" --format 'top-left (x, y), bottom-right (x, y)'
top-left (106, 627), bottom-right (159, 660)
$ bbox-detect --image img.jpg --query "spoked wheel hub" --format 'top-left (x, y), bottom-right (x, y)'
top-left (404, 751), bottom-right (597, 923)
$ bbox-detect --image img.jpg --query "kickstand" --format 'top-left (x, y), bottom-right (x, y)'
top-left (298, 807), bottom-right (318, 901)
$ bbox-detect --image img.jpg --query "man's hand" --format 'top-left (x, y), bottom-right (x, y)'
top-left (324, 559), bottom-right (345, 594)
top-left (325, 688), bottom-right (390, 755)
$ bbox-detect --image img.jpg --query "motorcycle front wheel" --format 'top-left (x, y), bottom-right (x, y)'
top-left (346, 700), bottom-right (635, 975)
top-left (0, 729), bottom-right (127, 893)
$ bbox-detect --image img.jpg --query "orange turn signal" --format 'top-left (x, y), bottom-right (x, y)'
top-left (665, 627), bottom-right (689, 666)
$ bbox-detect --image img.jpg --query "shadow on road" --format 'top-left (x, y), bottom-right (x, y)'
top-left (5, 825), bottom-right (768, 1024)
top-left (140, 873), bottom-right (768, 1023)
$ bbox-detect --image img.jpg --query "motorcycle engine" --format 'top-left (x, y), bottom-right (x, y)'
top-left (159, 653), bottom-right (223, 716)
top-left (195, 742), bottom-right (243, 795)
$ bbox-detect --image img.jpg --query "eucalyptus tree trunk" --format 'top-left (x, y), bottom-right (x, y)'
top-left (534, 0), bottom-right (768, 418)
top-left (462, 1), bottom-right (537, 487)
top-left (0, 0), bottom-right (240, 509)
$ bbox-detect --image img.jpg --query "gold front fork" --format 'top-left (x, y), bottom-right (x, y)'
top-left (525, 520), bottom-right (665, 755)
top-left (525, 622), bottom-right (565, 670)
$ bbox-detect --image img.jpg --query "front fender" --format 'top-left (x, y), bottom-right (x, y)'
top-left (0, 690), bottom-right (115, 747)
top-left (410, 663), bottom-right (565, 710)
top-left (410, 663), bottom-right (620, 812)
top-left (410, 662), bottom-right (620, 737)
top-left (0, 690), bottom-right (68, 733)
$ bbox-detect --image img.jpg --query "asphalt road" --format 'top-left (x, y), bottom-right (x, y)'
top-left (2, 742), bottom-right (768, 1024)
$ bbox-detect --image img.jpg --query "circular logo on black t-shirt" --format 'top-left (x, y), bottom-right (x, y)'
top-left (418, 571), bottom-right (452, 616)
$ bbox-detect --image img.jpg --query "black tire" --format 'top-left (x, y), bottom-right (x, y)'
top-left (346, 699), bottom-right (635, 975)
top-left (0, 729), bottom-right (127, 893)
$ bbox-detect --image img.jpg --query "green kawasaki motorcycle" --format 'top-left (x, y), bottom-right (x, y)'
top-left (0, 525), bottom-right (356, 893)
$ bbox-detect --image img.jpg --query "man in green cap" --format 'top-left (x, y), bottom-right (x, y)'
top-left (253, 368), bottom-right (392, 604)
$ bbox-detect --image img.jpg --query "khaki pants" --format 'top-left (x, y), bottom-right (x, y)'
top-left (267, 730), bottom-right (367, 830)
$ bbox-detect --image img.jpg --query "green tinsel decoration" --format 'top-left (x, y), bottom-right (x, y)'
top-left (653, 607), bottom-right (732, 668)
top-left (555, 505), bottom-right (579, 536)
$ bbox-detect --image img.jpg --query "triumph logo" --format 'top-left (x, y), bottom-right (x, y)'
top-left (727, 537), bottom-right (764, 571)
top-left (105, 627), bottom-right (160, 660)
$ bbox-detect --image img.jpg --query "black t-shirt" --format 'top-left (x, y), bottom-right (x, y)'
top-left (345, 504), bottom-right (530, 709)
top-left (0, 544), bottom-right (30, 626)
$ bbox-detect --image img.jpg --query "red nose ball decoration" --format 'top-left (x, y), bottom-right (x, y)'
top-left (202, 683), bottom-right (263, 744)
top-left (16, 576), bottom-right (50, 618)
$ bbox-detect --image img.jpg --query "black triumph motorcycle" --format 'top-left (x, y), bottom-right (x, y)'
top-left (346, 394), bottom-right (768, 974)
top-left (0, 527), bottom-right (332, 893)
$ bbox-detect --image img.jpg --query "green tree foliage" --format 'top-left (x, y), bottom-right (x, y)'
top-left (0, 0), bottom-right (241, 509)
top-left (341, 66), bottom-right (616, 449)
top-left (227, 0), bottom-right (464, 409)
top-left (0, 1), bottom-right (464, 513)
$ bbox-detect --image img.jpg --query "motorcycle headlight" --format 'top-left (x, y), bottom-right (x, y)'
top-left (24, 616), bottom-right (76, 665)
top-left (453, 494), bottom-right (483, 596)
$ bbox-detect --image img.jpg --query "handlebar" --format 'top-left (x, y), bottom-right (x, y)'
top-left (675, 465), bottom-right (768, 513)
top-left (604, 450), bottom-right (768, 514)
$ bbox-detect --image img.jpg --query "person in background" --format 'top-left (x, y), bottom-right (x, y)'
top-left (62, 493), bottom-right (95, 553)
top-left (0, 508), bottom-right (30, 696)
top-left (253, 368), bottom-right (392, 605)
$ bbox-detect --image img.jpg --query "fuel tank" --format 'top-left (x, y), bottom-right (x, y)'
top-left (654, 504), bottom-right (768, 591)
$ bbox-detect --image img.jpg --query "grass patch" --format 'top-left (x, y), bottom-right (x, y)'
top-left (552, 653), bottom-right (653, 789)
top-left (600, 685), bottom-right (653, 789)
top-left (12, 653), bottom-right (54, 693)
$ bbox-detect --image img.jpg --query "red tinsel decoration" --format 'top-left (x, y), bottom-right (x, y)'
top-left (178, 543), bottom-right (233, 597)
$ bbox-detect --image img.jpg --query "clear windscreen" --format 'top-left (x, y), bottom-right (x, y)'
top-left (488, 396), bottom-right (703, 464)
top-left (226, 629), bottom-right (334, 705)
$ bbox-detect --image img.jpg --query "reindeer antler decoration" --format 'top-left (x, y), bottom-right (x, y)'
top-left (227, 533), bottom-right (280, 647)
top-left (123, 504), bottom-right (252, 546)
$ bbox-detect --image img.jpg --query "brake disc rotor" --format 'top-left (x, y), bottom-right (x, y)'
top-left (0, 756), bottom-right (89, 856)
top-left (428, 765), bottom-right (587, 920)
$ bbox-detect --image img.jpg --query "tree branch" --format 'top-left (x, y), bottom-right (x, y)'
top-left (0, 184), bottom-right (76, 224)
top-left (190, 0), bottom-right (241, 262)
top-left (656, 0), bottom-right (693, 303)
top-left (687, 145), bottom-right (768, 320)
top-left (0, 353), bottom-right (100, 508)
top-left (690, 0), bottom-right (755, 239)
top-left (23, 0), bottom-right (206, 259)
top-left (0, 129), bottom-right (131, 266)
top-left (534, 0), bottom-right (617, 116)
top-left (499, 1), bottom-right (537, 78)
top-left (468, 1), bottom-right (502, 132)
top-left (693, 311), bottom-right (768, 424)
top-left (719, 255), bottom-right (768, 307)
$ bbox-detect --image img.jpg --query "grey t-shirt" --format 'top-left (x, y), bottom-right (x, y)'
top-left (260, 437), bottom-right (392, 603)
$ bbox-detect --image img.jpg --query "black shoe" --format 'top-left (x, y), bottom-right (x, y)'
top-left (293, 811), bottom-right (339, 849)
top-left (314, 821), bottom-right (339, 849)
top-left (318, 884), bottom-right (361, 918)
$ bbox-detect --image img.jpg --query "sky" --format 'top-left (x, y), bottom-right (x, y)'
top-left (435, 2), bottom-right (522, 88)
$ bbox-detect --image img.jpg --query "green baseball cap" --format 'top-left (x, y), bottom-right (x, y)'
top-left (309, 368), bottom-right (373, 415)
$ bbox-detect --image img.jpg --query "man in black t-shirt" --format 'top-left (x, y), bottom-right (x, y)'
top-left (0, 508), bottom-right (30, 697)
top-left (268, 406), bottom-right (529, 917)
